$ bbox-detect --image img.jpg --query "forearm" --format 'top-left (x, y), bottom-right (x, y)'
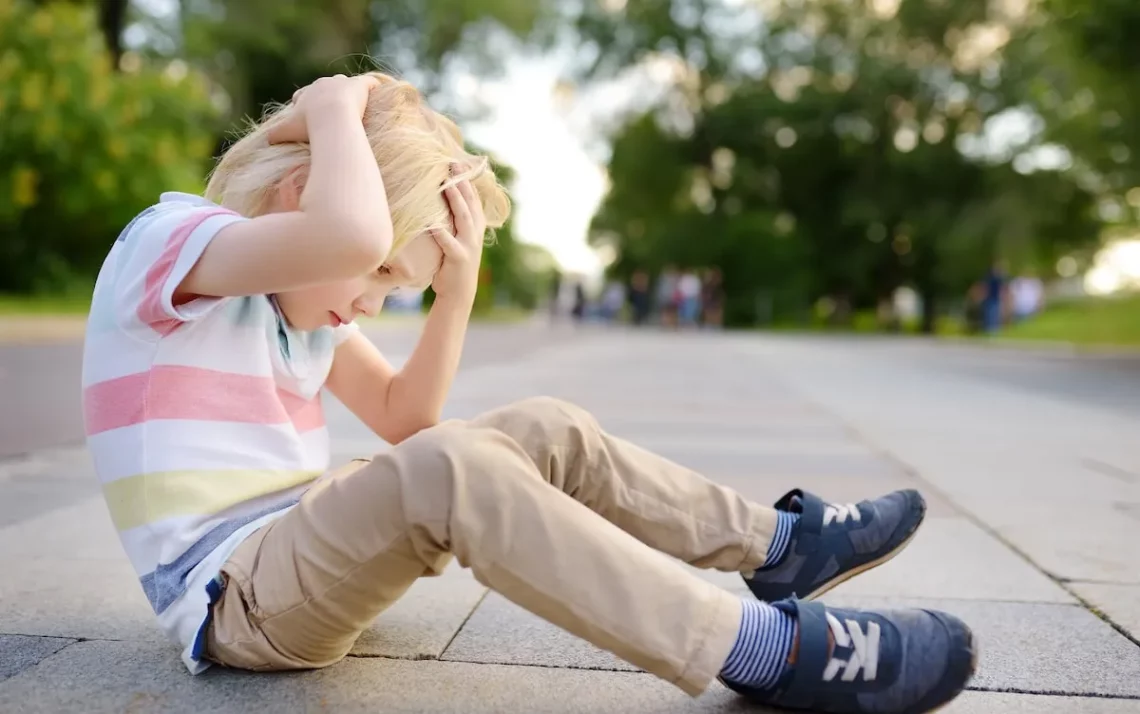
top-left (301, 101), bottom-right (393, 264)
top-left (385, 295), bottom-right (474, 434)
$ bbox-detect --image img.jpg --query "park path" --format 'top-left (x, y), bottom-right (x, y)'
top-left (1, 326), bottom-right (1138, 712)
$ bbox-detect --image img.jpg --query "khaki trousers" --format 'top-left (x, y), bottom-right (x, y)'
top-left (206, 397), bottom-right (778, 695)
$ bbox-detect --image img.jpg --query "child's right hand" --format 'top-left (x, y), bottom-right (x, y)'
top-left (268, 74), bottom-right (380, 144)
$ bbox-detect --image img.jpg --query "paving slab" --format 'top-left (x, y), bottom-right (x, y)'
top-left (945, 692), bottom-right (1140, 712)
top-left (0, 639), bottom-right (743, 713)
top-left (706, 471), bottom-right (961, 517)
top-left (642, 447), bottom-right (907, 479)
top-left (0, 635), bottom-right (75, 682)
top-left (350, 566), bottom-right (488, 658)
top-left (0, 557), bottom-right (162, 642)
top-left (828, 518), bottom-right (1075, 603)
top-left (441, 592), bottom-right (637, 671)
top-left (684, 518), bottom-right (1072, 604)
top-left (5, 638), bottom-right (1137, 713)
top-left (0, 497), bottom-right (123, 560)
top-left (1069, 582), bottom-right (1140, 642)
top-left (825, 596), bottom-right (1140, 697)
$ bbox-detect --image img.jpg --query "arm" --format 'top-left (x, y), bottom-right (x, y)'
top-left (325, 295), bottom-right (473, 444)
top-left (178, 75), bottom-right (393, 300)
top-left (325, 177), bottom-right (486, 444)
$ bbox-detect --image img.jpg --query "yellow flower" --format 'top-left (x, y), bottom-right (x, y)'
top-left (20, 74), bottom-right (44, 111)
top-left (29, 9), bottom-right (52, 36)
top-left (107, 137), bottom-right (128, 159)
top-left (89, 76), bottom-right (109, 109)
top-left (154, 138), bottom-right (175, 167)
top-left (38, 113), bottom-right (60, 142)
top-left (0, 50), bottom-right (21, 82)
top-left (94, 170), bottom-right (116, 195)
top-left (52, 76), bottom-right (70, 102)
top-left (12, 166), bottom-right (38, 208)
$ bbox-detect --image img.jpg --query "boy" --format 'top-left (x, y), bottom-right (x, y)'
top-left (83, 73), bottom-right (975, 713)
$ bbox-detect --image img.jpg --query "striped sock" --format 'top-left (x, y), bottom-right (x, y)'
top-left (758, 510), bottom-right (799, 570)
top-left (719, 599), bottom-right (796, 689)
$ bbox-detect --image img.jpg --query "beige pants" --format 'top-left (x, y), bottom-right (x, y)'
top-left (206, 397), bottom-right (779, 695)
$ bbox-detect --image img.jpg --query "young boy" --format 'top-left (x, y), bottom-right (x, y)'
top-left (82, 72), bottom-right (975, 713)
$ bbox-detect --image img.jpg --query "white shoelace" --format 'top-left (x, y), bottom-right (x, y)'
top-left (822, 613), bottom-right (881, 683)
top-left (823, 502), bottom-right (861, 526)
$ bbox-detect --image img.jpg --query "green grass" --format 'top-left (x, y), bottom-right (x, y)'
top-left (0, 293), bottom-right (92, 316)
top-left (1000, 293), bottom-right (1140, 347)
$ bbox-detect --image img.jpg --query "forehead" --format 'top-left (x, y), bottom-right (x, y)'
top-left (388, 232), bottom-right (443, 287)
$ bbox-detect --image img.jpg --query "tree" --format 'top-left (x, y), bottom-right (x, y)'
top-left (0, 0), bottom-right (218, 293)
top-left (576, 0), bottom-right (1104, 330)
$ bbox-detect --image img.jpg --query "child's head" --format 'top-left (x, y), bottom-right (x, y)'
top-left (204, 71), bottom-right (511, 330)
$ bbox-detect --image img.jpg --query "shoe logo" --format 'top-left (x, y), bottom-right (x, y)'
top-left (824, 503), bottom-right (862, 526)
top-left (822, 613), bottom-right (881, 683)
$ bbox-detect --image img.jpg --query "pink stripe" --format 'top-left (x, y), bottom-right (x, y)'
top-left (83, 365), bottom-right (324, 435)
top-left (137, 208), bottom-right (236, 335)
top-left (277, 389), bottom-right (326, 433)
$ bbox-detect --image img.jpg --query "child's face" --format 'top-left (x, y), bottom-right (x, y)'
top-left (274, 231), bottom-right (443, 331)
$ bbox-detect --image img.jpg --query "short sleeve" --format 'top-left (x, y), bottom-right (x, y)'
top-left (332, 321), bottom-right (360, 346)
top-left (113, 203), bottom-right (247, 337)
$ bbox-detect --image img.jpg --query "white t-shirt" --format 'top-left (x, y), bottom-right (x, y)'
top-left (81, 192), bottom-right (357, 673)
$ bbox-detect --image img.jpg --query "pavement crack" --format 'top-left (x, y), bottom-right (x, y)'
top-left (967, 685), bottom-right (1140, 701)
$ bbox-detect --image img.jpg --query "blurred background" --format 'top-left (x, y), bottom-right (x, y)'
top-left (1, 0), bottom-right (1139, 345)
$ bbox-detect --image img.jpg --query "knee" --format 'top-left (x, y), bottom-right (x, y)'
top-left (502, 396), bottom-right (598, 434)
top-left (394, 421), bottom-right (520, 496)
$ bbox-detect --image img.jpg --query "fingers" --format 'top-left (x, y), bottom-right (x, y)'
top-left (457, 179), bottom-right (484, 225)
top-left (444, 184), bottom-right (473, 237)
top-left (431, 227), bottom-right (463, 256)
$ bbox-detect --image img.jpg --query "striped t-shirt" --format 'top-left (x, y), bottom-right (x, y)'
top-left (81, 192), bottom-right (357, 673)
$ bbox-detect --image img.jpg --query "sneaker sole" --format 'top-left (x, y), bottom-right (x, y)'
top-left (802, 497), bottom-right (927, 601)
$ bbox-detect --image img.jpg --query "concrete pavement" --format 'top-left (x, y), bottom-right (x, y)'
top-left (1, 326), bottom-right (1138, 712)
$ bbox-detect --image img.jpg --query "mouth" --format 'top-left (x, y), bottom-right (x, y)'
top-left (328, 311), bottom-right (344, 327)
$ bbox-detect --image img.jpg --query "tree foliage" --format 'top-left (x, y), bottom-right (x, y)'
top-left (0, 0), bottom-right (218, 292)
top-left (579, 0), bottom-right (1108, 329)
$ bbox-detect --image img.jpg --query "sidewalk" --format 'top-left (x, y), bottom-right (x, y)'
top-left (2, 329), bottom-right (1138, 712)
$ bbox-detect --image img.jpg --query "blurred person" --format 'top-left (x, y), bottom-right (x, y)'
top-left (678, 269), bottom-right (703, 327)
top-left (571, 280), bottom-right (587, 322)
top-left (548, 270), bottom-right (563, 322)
top-left (601, 279), bottom-right (626, 323)
top-left (1010, 272), bottom-right (1045, 322)
top-left (701, 267), bottom-right (725, 328)
top-left (80, 72), bottom-right (974, 714)
top-left (656, 265), bottom-right (680, 328)
top-left (981, 260), bottom-right (1008, 333)
top-left (629, 269), bottom-right (652, 325)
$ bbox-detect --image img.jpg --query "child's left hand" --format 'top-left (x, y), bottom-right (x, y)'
top-left (431, 174), bottom-right (486, 304)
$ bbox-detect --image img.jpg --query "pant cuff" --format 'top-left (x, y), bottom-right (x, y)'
top-left (673, 587), bottom-right (742, 696)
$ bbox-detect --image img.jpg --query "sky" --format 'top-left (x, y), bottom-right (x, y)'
top-left (448, 46), bottom-right (672, 278)
top-left (458, 56), bottom-right (612, 276)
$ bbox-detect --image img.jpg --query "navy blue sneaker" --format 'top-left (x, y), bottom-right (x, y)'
top-left (721, 598), bottom-right (976, 713)
top-left (745, 489), bottom-right (926, 602)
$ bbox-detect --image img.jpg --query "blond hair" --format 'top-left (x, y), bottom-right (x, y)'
top-left (204, 71), bottom-right (510, 256)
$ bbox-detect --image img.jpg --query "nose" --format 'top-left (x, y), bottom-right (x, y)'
top-left (355, 292), bottom-right (386, 318)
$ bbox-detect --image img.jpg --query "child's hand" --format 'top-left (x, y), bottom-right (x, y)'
top-left (431, 174), bottom-right (486, 304)
top-left (268, 74), bottom-right (380, 144)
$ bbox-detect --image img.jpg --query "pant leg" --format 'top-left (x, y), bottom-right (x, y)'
top-left (467, 397), bottom-right (778, 573)
top-left (207, 421), bottom-right (742, 695)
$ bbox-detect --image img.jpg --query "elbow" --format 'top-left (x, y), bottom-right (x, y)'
top-left (328, 214), bottom-right (393, 273)
top-left (384, 413), bottom-right (440, 445)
